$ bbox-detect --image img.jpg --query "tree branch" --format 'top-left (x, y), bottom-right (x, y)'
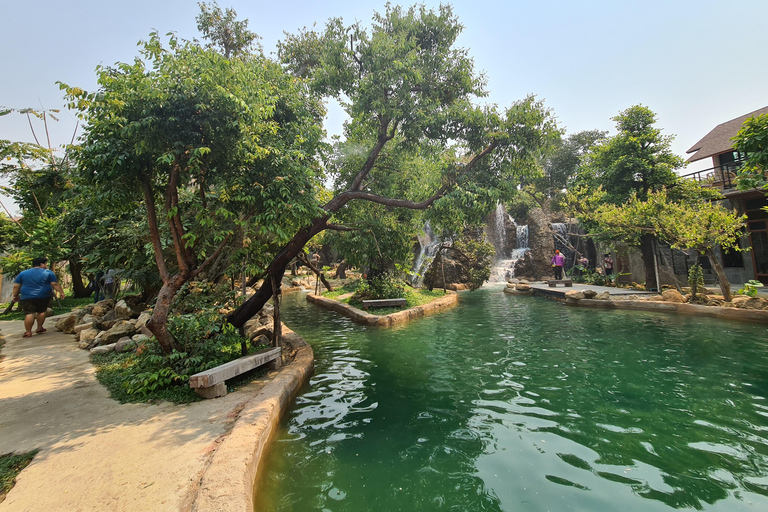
top-left (325, 223), bottom-right (357, 232)
top-left (189, 233), bottom-right (233, 280)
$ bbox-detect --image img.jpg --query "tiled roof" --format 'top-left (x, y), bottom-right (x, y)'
top-left (686, 106), bottom-right (768, 162)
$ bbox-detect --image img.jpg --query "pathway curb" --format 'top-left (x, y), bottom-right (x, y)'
top-left (190, 327), bottom-right (314, 512)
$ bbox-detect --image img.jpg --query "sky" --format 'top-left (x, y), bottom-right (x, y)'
top-left (2, 0), bottom-right (767, 214)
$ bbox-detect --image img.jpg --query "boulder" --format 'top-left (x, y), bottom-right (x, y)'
top-left (78, 328), bottom-right (101, 350)
top-left (565, 290), bottom-right (584, 300)
top-left (91, 299), bottom-right (115, 317)
top-left (131, 333), bottom-right (151, 344)
top-left (583, 289), bottom-right (597, 299)
top-left (516, 283), bottom-right (532, 292)
top-left (96, 319), bottom-right (118, 331)
top-left (100, 320), bottom-right (138, 345)
top-left (135, 312), bottom-right (152, 330)
top-left (252, 334), bottom-right (271, 348)
top-left (72, 309), bottom-right (89, 324)
top-left (662, 289), bottom-right (685, 303)
top-left (248, 325), bottom-right (273, 341)
top-left (81, 314), bottom-right (97, 325)
top-left (90, 343), bottom-right (116, 355)
top-left (114, 299), bottom-right (133, 320)
top-left (55, 314), bottom-right (78, 334)
top-left (74, 322), bottom-right (94, 334)
top-left (732, 296), bottom-right (768, 310)
top-left (114, 337), bottom-right (137, 353)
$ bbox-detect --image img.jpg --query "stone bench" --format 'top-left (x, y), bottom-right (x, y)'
top-left (548, 279), bottom-right (573, 287)
top-left (361, 298), bottom-right (407, 310)
top-left (189, 346), bottom-right (282, 399)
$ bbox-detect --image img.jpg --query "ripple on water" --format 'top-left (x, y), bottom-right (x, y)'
top-left (255, 290), bottom-right (768, 512)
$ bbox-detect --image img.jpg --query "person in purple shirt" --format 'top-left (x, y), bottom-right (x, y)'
top-left (551, 250), bottom-right (565, 280)
top-left (12, 257), bottom-right (65, 338)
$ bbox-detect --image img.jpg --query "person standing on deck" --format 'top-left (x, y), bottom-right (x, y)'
top-left (604, 253), bottom-right (614, 277)
top-left (12, 257), bottom-right (65, 338)
top-left (551, 250), bottom-right (565, 280)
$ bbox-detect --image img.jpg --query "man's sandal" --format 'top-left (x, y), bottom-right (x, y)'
top-left (35, 328), bottom-right (47, 334)
top-left (22, 332), bottom-right (33, 338)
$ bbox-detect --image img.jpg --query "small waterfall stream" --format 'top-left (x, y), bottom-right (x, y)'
top-left (409, 222), bottom-right (442, 286)
top-left (488, 220), bottom-right (529, 283)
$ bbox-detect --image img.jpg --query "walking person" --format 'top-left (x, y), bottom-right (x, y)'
top-left (551, 250), bottom-right (565, 280)
top-left (11, 257), bottom-right (65, 338)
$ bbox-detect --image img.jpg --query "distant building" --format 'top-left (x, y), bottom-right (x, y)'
top-left (684, 106), bottom-right (768, 285)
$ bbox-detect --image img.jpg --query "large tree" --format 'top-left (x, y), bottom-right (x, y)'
top-left (225, 4), bottom-right (558, 329)
top-left (573, 105), bottom-right (685, 288)
top-left (564, 182), bottom-right (745, 300)
top-left (63, 32), bottom-right (326, 353)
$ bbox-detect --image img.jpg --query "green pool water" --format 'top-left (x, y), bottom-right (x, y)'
top-left (255, 287), bottom-right (768, 511)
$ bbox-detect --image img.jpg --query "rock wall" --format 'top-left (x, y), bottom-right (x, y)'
top-left (514, 208), bottom-right (556, 280)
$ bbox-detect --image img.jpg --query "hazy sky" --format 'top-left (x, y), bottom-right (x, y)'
top-left (2, 0), bottom-right (767, 213)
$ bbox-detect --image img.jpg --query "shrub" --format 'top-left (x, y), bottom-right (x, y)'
top-left (738, 279), bottom-right (764, 297)
top-left (353, 273), bottom-right (406, 301)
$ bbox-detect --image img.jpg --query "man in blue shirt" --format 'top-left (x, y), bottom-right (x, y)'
top-left (12, 257), bottom-right (65, 338)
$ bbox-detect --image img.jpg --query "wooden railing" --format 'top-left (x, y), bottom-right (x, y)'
top-left (681, 161), bottom-right (744, 190)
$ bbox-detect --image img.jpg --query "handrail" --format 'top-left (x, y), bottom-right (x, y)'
top-left (681, 160), bottom-right (745, 190)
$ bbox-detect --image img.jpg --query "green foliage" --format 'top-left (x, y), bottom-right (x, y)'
top-left (0, 251), bottom-right (31, 279)
top-left (575, 105), bottom-right (683, 205)
top-left (0, 450), bottom-right (38, 497)
top-left (196, 1), bottom-right (260, 59)
top-left (541, 129), bottom-right (606, 193)
top-left (353, 273), bottom-right (406, 301)
top-left (569, 267), bottom-right (606, 286)
top-left (733, 113), bottom-right (768, 192)
top-left (95, 308), bottom-right (266, 401)
top-left (688, 263), bottom-right (705, 300)
top-left (737, 279), bottom-right (764, 297)
top-left (563, 185), bottom-right (746, 254)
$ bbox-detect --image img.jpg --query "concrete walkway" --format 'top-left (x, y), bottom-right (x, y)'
top-left (0, 315), bottom-right (312, 511)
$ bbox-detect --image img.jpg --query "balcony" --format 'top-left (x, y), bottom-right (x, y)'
top-left (681, 160), bottom-right (744, 191)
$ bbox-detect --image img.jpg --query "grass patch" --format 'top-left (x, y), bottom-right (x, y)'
top-left (322, 281), bottom-right (448, 315)
top-left (0, 296), bottom-right (95, 322)
top-left (0, 450), bottom-right (38, 501)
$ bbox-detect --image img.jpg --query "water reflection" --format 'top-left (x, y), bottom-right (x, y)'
top-left (256, 288), bottom-right (768, 511)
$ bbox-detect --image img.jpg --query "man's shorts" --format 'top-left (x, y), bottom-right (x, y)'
top-left (19, 297), bottom-right (51, 314)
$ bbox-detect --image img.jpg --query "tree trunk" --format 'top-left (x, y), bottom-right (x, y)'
top-left (68, 258), bottom-right (90, 298)
top-left (227, 219), bottom-right (328, 328)
top-left (705, 247), bottom-right (732, 302)
top-left (640, 233), bottom-right (658, 291)
top-left (146, 275), bottom-right (186, 353)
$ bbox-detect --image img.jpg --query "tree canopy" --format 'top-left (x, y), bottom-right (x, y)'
top-left (576, 105), bottom-right (683, 204)
top-left (61, 30), bottom-right (326, 352)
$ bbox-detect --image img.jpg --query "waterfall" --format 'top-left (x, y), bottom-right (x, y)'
top-left (409, 222), bottom-right (442, 286)
top-left (488, 220), bottom-right (530, 283)
top-left (487, 203), bottom-right (509, 259)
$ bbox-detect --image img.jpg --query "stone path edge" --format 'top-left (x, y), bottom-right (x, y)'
top-left (190, 326), bottom-right (314, 512)
top-left (565, 297), bottom-right (768, 324)
top-left (306, 291), bottom-right (458, 327)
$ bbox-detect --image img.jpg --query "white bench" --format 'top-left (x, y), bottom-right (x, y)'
top-left (189, 346), bottom-right (282, 398)
top-left (361, 298), bottom-right (407, 310)
top-left (548, 279), bottom-right (573, 287)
